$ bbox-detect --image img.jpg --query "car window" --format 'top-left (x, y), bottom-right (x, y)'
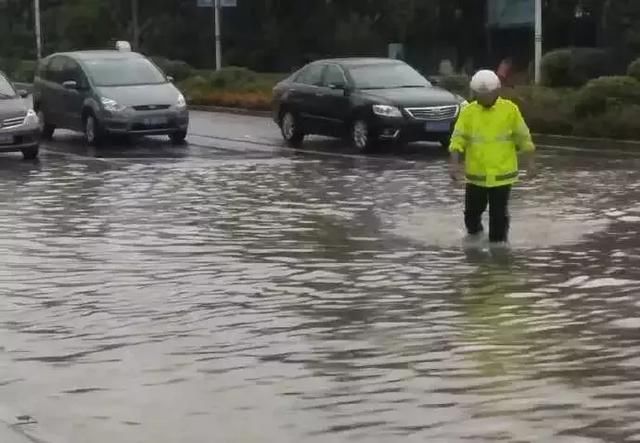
top-left (348, 62), bottom-right (431, 89)
top-left (62, 59), bottom-right (87, 87)
top-left (296, 64), bottom-right (324, 86)
top-left (0, 73), bottom-right (17, 98)
top-left (47, 56), bottom-right (66, 84)
top-left (83, 57), bottom-right (167, 87)
top-left (323, 65), bottom-right (346, 87)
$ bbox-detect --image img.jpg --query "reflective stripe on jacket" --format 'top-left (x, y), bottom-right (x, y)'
top-left (449, 98), bottom-right (535, 188)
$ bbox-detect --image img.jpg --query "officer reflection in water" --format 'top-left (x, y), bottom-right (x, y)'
top-left (448, 70), bottom-right (536, 245)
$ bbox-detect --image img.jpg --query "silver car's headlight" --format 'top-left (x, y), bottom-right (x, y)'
top-left (23, 109), bottom-right (39, 127)
top-left (372, 104), bottom-right (402, 118)
top-left (176, 93), bottom-right (187, 110)
top-left (101, 97), bottom-right (126, 113)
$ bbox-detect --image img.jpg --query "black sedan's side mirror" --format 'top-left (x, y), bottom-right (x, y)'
top-left (17, 89), bottom-right (29, 98)
top-left (167, 76), bottom-right (175, 83)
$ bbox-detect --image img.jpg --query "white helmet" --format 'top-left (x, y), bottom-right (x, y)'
top-left (470, 70), bottom-right (501, 93)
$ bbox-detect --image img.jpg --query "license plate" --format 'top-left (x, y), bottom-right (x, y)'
top-left (425, 120), bottom-right (451, 132)
top-left (0, 135), bottom-right (13, 145)
top-left (144, 117), bottom-right (168, 126)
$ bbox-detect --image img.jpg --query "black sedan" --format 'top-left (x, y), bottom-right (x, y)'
top-left (272, 58), bottom-right (468, 152)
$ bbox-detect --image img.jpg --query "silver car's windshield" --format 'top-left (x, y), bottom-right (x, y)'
top-left (84, 58), bottom-right (167, 87)
top-left (0, 74), bottom-right (17, 99)
top-left (349, 63), bottom-right (431, 89)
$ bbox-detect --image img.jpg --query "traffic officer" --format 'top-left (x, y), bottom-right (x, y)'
top-left (449, 70), bottom-right (536, 244)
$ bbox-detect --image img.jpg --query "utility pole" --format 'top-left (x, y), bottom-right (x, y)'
top-left (34, 0), bottom-right (42, 59)
top-left (214, 0), bottom-right (222, 70)
top-left (534, 0), bottom-right (542, 84)
top-left (132, 0), bottom-right (140, 50)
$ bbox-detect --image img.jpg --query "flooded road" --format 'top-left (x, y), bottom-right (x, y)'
top-left (2, 112), bottom-right (640, 442)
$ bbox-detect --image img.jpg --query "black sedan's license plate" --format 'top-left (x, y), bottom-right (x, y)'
top-left (425, 120), bottom-right (452, 133)
top-left (0, 135), bottom-right (14, 145)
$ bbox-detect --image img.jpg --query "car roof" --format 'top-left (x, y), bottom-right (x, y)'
top-left (312, 57), bottom-right (404, 68)
top-left (46, 50), bottom-right (145, 61)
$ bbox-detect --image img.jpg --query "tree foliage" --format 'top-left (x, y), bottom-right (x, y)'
top-left (0, 0), bottom-right (639, 74)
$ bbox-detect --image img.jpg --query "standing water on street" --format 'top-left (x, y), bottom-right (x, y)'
top-left (1, 144), bottom-right (640, 442)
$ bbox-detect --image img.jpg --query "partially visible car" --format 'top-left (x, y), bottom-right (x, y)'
top-left (272, 58), bottom-right (468, 152)
top-left (33, 47), bottom-right (189, 146)
top-left (0, 71), bottom-right (40, 160)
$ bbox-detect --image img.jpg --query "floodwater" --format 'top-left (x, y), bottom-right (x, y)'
top-left (1, 114), bottom-right (640, 443)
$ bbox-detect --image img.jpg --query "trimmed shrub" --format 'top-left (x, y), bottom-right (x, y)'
top-left (188, 91), bottom-right (271, 110)
top-left (573, 105), bottom-right (640, 139)
top-left (436, 74), bottom-right (470, 98)
top-left (149, 56), bottom-right (193, 81)
top-left (13, 60), bottom-right (36, 83)
top-left (503, 86), bottom-right (575, 135)
top-left (627, 58), bottom-right (640, 81)
top-left (574, 76), bottom-right (640, 117)
top-left (541, 48), bottom-right (612, 88)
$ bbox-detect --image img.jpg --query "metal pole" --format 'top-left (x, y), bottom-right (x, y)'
top-left (34, 0), bottom-right (42, 60)
top-left (132, 0), bottom-right (140, 50)
top-left (534, 0), bottom-right (542, 84)
top-left (214, 0), bottom-right (222, 70)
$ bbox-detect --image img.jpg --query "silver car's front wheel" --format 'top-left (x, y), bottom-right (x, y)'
top-left (84, 114), bottom-right (103, 146)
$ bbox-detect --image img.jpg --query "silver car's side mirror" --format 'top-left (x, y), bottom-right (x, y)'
top-left (62, 80), bottom-right (79, 90)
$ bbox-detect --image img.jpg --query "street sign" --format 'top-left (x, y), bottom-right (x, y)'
top-left (197, 0), bottom-right (236, 7)
top-left (487, 0), bottom-right (534, 28)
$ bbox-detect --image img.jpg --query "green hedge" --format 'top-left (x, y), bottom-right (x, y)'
top-left (541, 48), bottom-right (612, 88)
top-left (149, 56), bottom-right (194, 82)
top-left (627, 58), bottom-right (640, 82)
top-left (0, 59), bottom-right (36, 83)
top-left (574, 76), bottom-right (640, 117)
top-left (436, 72), bottom-right (640, 140)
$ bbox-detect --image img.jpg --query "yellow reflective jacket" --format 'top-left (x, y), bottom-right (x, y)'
top-left (449, 98), bottom-right (535, 188)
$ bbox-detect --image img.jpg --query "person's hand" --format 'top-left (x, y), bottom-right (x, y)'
top-left (449, 164), bottom-right (464, 184)
top-left (526, 160), bottom-right (537, 179)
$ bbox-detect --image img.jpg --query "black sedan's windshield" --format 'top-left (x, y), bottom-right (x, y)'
top-left (83, 58), bottom-right (167, 87)
top-left (348, 63), bottom-right (431, 89)
top-left (0, 74), bottom-right (17, 99)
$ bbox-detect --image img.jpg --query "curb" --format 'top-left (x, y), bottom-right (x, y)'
top-left (532, 133), bottom-right (640, 151)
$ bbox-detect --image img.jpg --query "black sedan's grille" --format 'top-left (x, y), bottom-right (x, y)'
top-left (405, 105), bottom-right (459, 121)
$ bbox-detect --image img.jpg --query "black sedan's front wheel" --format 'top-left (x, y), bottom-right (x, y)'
top-left (439, 136), bottom-right (451, 151)
top-left (170, 130), bottom-right (188, 145)
top-left (280, 111), bottom-right (304, 146)
top-left (21, 146), bottom-right (39, 160)
top-left (351, 119), bottom-right (375, 153)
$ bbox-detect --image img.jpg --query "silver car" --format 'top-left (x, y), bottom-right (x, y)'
top-left (0, 71), bottom-right (40, 159)
top-left (33, 50), bottom-right (189, 146)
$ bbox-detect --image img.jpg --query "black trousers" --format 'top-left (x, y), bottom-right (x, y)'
top-left (464, 183), bottom-right (511, 243)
